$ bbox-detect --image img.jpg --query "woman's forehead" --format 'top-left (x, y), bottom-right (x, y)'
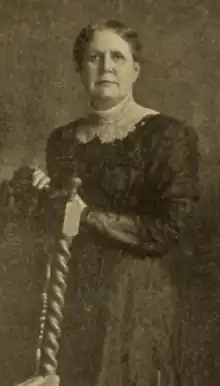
top-left (87, 30), bottom-right (132, 54)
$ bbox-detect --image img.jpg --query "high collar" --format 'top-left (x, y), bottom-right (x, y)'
top-left (76, 94), bottom-right (159, 144)
top-left (90, 93), bottom-right (133, 124)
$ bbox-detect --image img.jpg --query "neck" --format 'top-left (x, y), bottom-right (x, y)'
top-left (90, 93), bottom-right (131, 112)
top-left (76, 93), bottom-right (159, 144)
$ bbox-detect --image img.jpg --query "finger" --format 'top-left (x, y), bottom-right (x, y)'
top-left (32, 170), bottom-right (45, 186)
top-left (32, 170), bottom-right (50, 185)
top-left (33, 175), bottom-right (50, 189)
top-left (37, 177), bottom-right (51, 190)
top-left (32, 168), bottom-right (44, 177)
top-left (32, 174), bottom-right (46, 188)
top-left (32, 169), bottom-right (45, 177)
top-left (32, 169), bottom-right (43, 175)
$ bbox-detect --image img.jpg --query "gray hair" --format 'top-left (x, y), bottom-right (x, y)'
top-left (73, 19), bottom-right (144, 72)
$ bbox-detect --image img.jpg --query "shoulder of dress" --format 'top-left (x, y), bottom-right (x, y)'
top-left (47, 118), bottom-right (84, 146)
top-left (139, 113), bottom-right (198, 145)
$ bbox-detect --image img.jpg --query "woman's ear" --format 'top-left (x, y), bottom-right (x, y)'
top-left (132, 61), bottom-right (140, 83)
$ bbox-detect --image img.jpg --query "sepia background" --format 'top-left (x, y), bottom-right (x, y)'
top-left (1, 0), bottom-right (220, 181)
top-left (0, 0), bottom-right (220, 385)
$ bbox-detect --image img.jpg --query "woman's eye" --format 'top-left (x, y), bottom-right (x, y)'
top-left (88, 54), bottom-right (100, 63)
top-left (112, 52), bottom-right (125, 62)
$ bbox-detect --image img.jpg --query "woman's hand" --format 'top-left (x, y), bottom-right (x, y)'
top-left (16, 374), bottom-right (59, 386)
top-left (31, 167), bottom-right (88, 236)
top-left (32, 167), bottom-right (51, 190)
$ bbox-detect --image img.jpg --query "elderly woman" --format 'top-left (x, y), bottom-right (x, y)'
top-left (1, 20), bottom-right (199, 386)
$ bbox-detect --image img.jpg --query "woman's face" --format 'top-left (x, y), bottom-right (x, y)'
top-left (80, 29), bottom-right (140, 108)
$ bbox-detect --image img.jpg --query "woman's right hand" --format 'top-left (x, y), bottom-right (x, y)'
top-left (32, 168), bottom-right (51, 191)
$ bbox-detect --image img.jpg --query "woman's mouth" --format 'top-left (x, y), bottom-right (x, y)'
top-left (97, 80), bottom-right (117, 85)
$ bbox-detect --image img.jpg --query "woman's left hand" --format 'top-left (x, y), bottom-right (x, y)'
top-left (16, 374), bottom-right (59, 386)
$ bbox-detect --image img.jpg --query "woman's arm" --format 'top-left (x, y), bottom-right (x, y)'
top-left (81, 120), bottom-right (200, 257)
top-left (46, 120), bottom-right (199, 258)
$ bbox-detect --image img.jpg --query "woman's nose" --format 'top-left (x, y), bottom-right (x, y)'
top-left (101, 53), bottom-right (114, 72)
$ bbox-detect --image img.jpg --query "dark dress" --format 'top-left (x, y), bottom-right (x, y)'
top-left (45, 113), bottom-right (199, 386)
top-left (0, 113), bottom-right (201, 385)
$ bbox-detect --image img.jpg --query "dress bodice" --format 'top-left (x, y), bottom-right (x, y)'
top-left (74, 116), bottom-right (151, 214)
top-left (46, 113), bottom-right (199, 233)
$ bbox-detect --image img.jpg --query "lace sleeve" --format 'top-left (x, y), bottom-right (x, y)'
top-left (83, 119), bottom-right (200, 258)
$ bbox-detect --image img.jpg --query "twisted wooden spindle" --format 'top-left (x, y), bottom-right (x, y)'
top-left (37, 176), bottom-right (82, 376)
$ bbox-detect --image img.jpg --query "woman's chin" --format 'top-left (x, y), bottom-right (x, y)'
top-left (92, 92), bottom-right (118, 104)
top-left (97, 90), bottom-right (118, 99)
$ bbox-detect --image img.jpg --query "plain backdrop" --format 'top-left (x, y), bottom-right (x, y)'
top-left (0, 0), bottom-right (220, 184)
top-left (1, 1), bottom-right (220, 385)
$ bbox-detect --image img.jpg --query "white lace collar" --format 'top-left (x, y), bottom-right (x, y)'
top-left (76, 94), bottom-right (159, 144)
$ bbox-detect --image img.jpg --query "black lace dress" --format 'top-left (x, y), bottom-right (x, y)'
top-left (45, 113), bottom-right (199, 386)
top-left (0, 113), bottom-right (200, 386)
